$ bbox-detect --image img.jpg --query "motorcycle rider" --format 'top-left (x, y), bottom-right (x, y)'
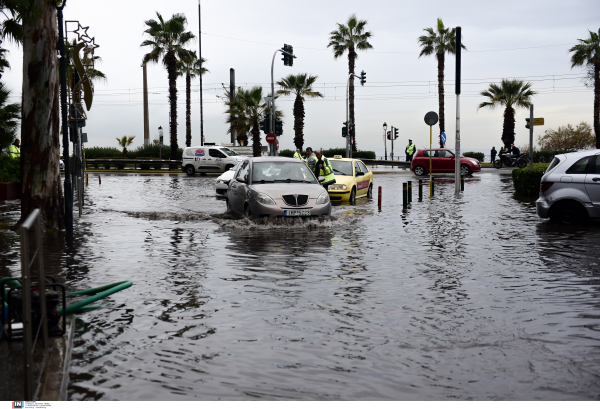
top-left (509, 144), bottom-right (520, 164)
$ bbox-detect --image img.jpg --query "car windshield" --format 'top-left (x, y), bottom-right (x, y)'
top-left (329, 160), bottom-right (353, 176)
top-left (220, 147), bottom-right (239, 156)
top-left (252, 161), bottom-right (317, 183)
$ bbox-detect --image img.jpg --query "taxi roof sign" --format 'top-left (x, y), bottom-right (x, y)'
top-left (333, 155), bottom-right (343, 159)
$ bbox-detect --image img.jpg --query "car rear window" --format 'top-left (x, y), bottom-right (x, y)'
top-left (566, 156), bottom-right (592, 174)
top-left (546, 157), bottom-right (560, 173)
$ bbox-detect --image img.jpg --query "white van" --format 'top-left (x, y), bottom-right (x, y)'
top-left (181, 145), bottom-right (247, 176)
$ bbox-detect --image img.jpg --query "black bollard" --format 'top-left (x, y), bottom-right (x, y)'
top-left (431, 176), bottom-right (435, 197)
top-left (461, 175), bottom-right (464, 191)
top-left (419, 179), bottom-right (423, 201)
top-left (402, 182), bottom-right (407, 208)
top-left (407, 181), bottom-right (412, 202)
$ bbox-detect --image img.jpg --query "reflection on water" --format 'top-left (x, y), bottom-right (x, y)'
top-left (1, 172), bottom-right (599, 400)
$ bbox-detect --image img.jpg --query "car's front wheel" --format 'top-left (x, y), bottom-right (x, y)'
top-left (460, 164), bottom-right (471, 176)
top-left (367, 184), bottom-right (373, 199)
top-left (551, 201), bottom-right (588, 224)
top-left (244, 204), bottom-right (253, 219)
top-left (349, 187), bottom-right (356, 205)
top-left (185, 165), bottom-right (195, 176)
top-left (413, 165), bottom-right (426, 176)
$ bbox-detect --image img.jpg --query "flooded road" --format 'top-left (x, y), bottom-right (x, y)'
top-left (1, 170), bottom-right (599, 400)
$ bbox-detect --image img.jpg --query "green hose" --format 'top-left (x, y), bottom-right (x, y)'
top-left (59, 281), bottom-right (133, 314)
top-left (1, 278), bottom-right (132, 315)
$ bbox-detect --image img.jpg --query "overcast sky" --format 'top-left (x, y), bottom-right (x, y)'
top-left (4, 0), bottom-right (599, 156)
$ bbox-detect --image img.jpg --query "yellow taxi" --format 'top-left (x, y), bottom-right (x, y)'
top-left (326, 155), bottom-right (374, 204)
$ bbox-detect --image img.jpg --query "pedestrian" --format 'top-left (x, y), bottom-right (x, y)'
top-left (9, 138), bottom-right (20, 158)
top-left (405, 139), bottom-right (416, 162)
top-left (510, 143), bottom-right (520, 161)
top-left (305, 147), bottom-right (317, 171)
top-left (293, 148), bottom-right (303, 160)
top-left (490, 146), bottom-right (497, 163)
top-left (313, 150), bottom-right (336, 188)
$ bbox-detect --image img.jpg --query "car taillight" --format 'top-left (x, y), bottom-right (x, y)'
top-left (540, 181), bottom-right (554, 192)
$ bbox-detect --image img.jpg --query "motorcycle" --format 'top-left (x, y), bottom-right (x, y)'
top-left (493, 152), bottom-right (528, 169)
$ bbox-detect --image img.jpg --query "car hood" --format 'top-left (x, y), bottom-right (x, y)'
top-left (217, 170), bottom-right (236, 181)
top-left (331, 175), bottom-right (354, 185)
top-left (250, 182), bottom-right (326, 198)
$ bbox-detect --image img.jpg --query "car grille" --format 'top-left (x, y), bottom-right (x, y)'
top-left (282, 194), bottom-right (309, 207)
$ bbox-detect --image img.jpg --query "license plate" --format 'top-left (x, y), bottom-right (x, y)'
top-left (284, 209), bottom-right (310, 216)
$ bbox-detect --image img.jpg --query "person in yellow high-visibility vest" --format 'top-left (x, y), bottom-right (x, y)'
top-left (293, 148), bottom-right (303, 160)
top-left (9, 139), bottom-right (20, 158)
top-left (405, 139), bottom-right (416, 162)
top-left (313, 150), bottom-right (336, 188)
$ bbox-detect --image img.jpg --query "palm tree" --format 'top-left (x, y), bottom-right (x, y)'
top-left (327, 14), bottom-right (373, 151)
top-left (0, 2), bottom-right (21, 85)
top-left (418, 18), bottom-right (466, 148)
top-left (141, 12), bottom-right (195, 159)
top-left (177, 50), bottom-right (208, 147)
top-left (0, 82), bottom-right (19, 151)
top-left (570, 28), bottom-right (600, 148)
top-left (276, 73), bottom-right (323, 151)
top-left (478, 79), bottom-right (536, 148)
top-left (116, 135), bottom-right (136, 154)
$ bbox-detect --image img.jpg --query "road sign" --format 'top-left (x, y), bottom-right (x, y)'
top-left (526, 118), bottom-right (544, 126)
top-left (424, 111), bottom-right (438, 126)
top-left (266, 133), bottom-right (276, 144)
top-left (276, 140), bottom-right (279, 150)
top-left (441, 132), bottom-right (446, 144)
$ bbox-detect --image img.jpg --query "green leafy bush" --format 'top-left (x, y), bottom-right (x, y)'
top-left (84, 146), bottom-right (122, 159)
top-left (321, 148), bottom-right (376, 159)
top-left (511, 165), bottom-right (547, 197)
top-left (278, 149), bottom-right (295, 158)
top-left (84, 145), bottom-right (184, 160)
top-left (532, 150), bottom-right (574, 163)
top-left (463, 151), bottom-right (484, 162)
top-left (0, 156), bottom-right (20, 183)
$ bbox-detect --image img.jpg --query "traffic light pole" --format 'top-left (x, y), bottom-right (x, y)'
top-left (454, 26), bottom-right (462, 195)
top-left (529, 104), bottom-right (534, 167)
top-left (270, 50), bottom-right (278, 157)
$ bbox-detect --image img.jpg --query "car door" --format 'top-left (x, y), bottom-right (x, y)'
top-left (357, 161), bottom-right (371, 194)
top-left (428, 150), bottom-right (442, 173)
top-left (229, 160), bottom-right (249, 214)
top-left (584, 155), bottom-right (600, 208)
top-left (353, 161), bottom-right (367, 196)
top-left (439, 150), bottom-right (455, 172)
top-left (208, 149), bottom-right (226, 171)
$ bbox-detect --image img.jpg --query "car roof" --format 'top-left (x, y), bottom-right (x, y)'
top-left (417, 148), bottom-right (450, 150)
top-left (189, 145), bottom-right (228, 149)
top-left (558, 149), bottom-right (600, 159)
top-left (327, 157), bottom-right (357, 162)
top-left (248, 156), bottom-right (300, 163)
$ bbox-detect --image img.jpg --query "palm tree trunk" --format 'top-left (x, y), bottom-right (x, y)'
top-left (594, 62), bottom-right (599, 148)
top-left (251, 122), bottom-right (261, 157)
top-left (166, 51), bottom-right (178, 160)
top-left (502, 106), bottom-right (516, 148)
top-left (293, 94), bottom-right (304, 150)
top-left (186, 72), bottom-right (191, 147)
top-left (18, 0), bottom-right (64, 229)
top-left (437, 53), bottom-right (445, 148)
top-left (348, 46), bottom-right (357, 151)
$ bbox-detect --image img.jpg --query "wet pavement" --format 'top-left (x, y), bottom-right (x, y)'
top-left (1, 170), bottom-right (599, 400)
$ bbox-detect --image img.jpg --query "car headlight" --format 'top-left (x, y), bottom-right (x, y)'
top-left (256, 192), bottom-right (276, 205)
top-left (328, 184), bottom-right (347, 191)
top-left (316, 192), bottom-right (330, 205)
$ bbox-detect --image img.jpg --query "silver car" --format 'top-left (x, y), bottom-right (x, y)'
top-left (226, 157), bottom-right (332, 218)
top-left (536, 149), bottom-right (600, 223)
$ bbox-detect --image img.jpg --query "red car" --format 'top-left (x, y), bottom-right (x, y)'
top-left (411, 148), bottom-right (481, 176)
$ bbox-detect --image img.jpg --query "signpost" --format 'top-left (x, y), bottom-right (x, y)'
top-left (266, 133), bottom-right (276, 144)
top-left (424, 111), bottom-right (438, 198)
top-left (455, 26), bottom-right (462, 195)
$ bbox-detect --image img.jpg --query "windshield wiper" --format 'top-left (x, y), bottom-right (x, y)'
top-left (255, 179), bottom-right (274, 184)
top-left (332, 168), bottom-right (347, 175)
top-left (274, 179), bottom-right (305, 183)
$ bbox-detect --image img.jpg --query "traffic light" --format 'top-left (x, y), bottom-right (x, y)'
top-left (360, 70), bottom-right (366, 86)
top-left (342, 121), bottom-right (348, 138)
top-left (394, 128), bottom-right (398, 140)
top-left (261, 113), bottom-right (271, 133)
top-left (525, 118), bottom-right (530, 129)
top-left (387, 131), bottom-right (391, 140)
top-left (282, 44), bottom-right (294, 66)
top-left (349, 123), bottom-right (355, 137)
top-left (274, 116), bottom-right (283, 136)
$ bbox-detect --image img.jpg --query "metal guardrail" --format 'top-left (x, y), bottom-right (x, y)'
top-left (20, 209), bottom-right (49, 400)
top-left (359, 158), bottom-right (411, 168)
top-left (86, 158), bottom-right (182, 169)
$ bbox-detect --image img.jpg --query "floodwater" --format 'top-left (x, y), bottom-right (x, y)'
top-left (1, 169), bottom-right (599, 400)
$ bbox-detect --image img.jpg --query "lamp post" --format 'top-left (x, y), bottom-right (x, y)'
top-left (158, 126), bottom-right (163, 160)
top-left (383, 122), bottom-right (388, 161)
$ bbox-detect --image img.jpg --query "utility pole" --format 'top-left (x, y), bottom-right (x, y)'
top-left (454, 26), bottom-right (462, 195)
top-left (391, 126), bottom-right (395, 161)
top-left (230, 68), bottom-right (236, 145)
top-left (529, 104), bottom-right (534, 167)
top-left (57, 1), bottom-right (72, 232)
top-left (142, 62), bottom-right (149, 147)
top-left (198, 0), bottom-right (204, 145)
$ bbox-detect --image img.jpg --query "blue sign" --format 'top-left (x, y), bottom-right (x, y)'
top-left (441, 132), bottom-right (447, 144)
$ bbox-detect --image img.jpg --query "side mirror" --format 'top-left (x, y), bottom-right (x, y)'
top-left (356, 171), bottom-right (364, 176)
top-left (318, 176), bottom-right (325, 182)
top-left (450, 155), bottom-right (455, 158)
top-left (236, 176), bottom-right (246, 183)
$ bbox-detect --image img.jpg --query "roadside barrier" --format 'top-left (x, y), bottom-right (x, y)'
top-left (419, 179), bottom-right (423, 201)
top-left (98, 175), bottom-right (101, 184)
top-left (402, 183), bottom-right (407, 208)
top-left (408, 181), bottom-right (412, 202)
top-left (378, 186), bottom-right (382, 210)
top-left (461, 175), bottom-right (464, 191)
top-left (430, 176), bottom-right (435, 197)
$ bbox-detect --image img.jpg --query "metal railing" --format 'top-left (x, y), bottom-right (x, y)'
top-left (20, 209), bottom-right (49, 400)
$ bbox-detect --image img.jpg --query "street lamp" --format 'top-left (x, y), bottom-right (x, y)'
top-left (383, 122), bottom-right (387, 161)
top-left (158, 126), bottom-right (163, 160)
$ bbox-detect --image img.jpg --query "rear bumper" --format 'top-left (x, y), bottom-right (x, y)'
top-left (536, 196), bottom-right (551, 218)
